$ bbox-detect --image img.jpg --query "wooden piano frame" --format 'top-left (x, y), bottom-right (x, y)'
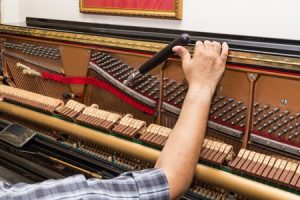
top-left (0, 18), bottom-right (299, 199)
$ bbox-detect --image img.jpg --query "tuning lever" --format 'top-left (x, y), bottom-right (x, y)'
top-left (124, 33), bottom-right (190, 85)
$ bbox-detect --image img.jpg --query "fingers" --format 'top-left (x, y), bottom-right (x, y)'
top-left (194, 41), bottom-right (204, 56)
top-left (213, 41), bottom-right (221, 54)
top-left (204, 40), bottom-right (222, 55)
top-left (196, 40), bottom-right (228, 58)
top-left (173, 46), bottom-right (191, 64)
top-left (204, 40), bottom-right (212, 47)
top-left (220, 42), bottom-right (229, 62)
top-left (175, 41), bottom-right (228, 64)
top-left (204, 40), bottom-right (213, 52)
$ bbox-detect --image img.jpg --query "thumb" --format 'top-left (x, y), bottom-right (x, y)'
top-left (173, 46), bottom-right (191, 64)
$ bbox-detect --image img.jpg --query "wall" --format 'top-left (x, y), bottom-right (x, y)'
top-left (1, 0), bottom-right (20, 23)
top-left (1, 0), bottom-right (300, 40)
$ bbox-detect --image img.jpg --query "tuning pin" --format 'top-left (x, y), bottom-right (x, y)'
top-left (262, 113), bottom-right (269, 119)
top-left (257, 117), bottom-right (263, 122)
top-left (239, 123), bottom-right (246, 128)
top-left (278, 131), bottom-right (286, 137)
top-left (228, 98), bottom-right (235, 103)
top-left (163, 80), bottom-right (176, 89)
top-left (174, 96), bottom-right (185, 105)
top-left (258, 126), bottom-right (265, 131)
top-left (254, 108), bottom-right (263, 116)
top-left (219, 99), bottom-right (231, 108)
top-left (163, 77), bottom-right (169, 82)
top-left (277, 122), bottom-right (284, 128)
top-left (273, 107), bottom-right (280, 113)
top-left (210, 107), bottom-right (218, 113)
top-left (253, 120), bottom-right (260, 126)
top-left (288, 131), bottom-right (299, 140)
top-left (231, 115), bottom-right (245, 125)
top-left (273, 125), bottom-right (279, 130)
top-left (288, 125), bottom-right (295, 131)
top-left (223, 115), bottom-right (230, 122)
top-left (268, 110), bottom-right (275, 115)
top-left (218, 112), bottom-right (225, 117)
top-left (253, 102), bottom-right (259, 107)
top-left (268, 128), bottom-right (274, 134)
top-left (273, 116), bottom-right (280, 122)
top-left (214, 96), bottom-right (225, 104)
top-left (263, 122), bottom-right (269, 128)
top-left (284, 109), bottom-right (290, 115)
top-left (289, 115), bottom-right (295, 121)
top-left (237, 106), bottom-right (247, 114)
top-left (267, 119), bottom-right (274, 125)
top-left (232, 101), bottom-right (241, 107)
top-left (283, 119), bottom-right (289, 124)
top-left (263, 104), bottom-right (270, 110)
top-left (283, 128), bottom-right (289, 134)
top-left (148, 88), bottom-right (159, 97)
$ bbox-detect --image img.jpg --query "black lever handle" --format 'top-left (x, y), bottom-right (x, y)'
top-left (139, 33), bottom-right (190, 74)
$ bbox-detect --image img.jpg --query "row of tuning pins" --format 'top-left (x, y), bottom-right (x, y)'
top-left (253, 103), bottom-right (300, 140)
top-left (163, 78), bottom-right (188, 106)
top-left (131, 75), bottom-right (160, 99)
top-left (210, 96), bottom-right (247, 129)
top-left (3, 41), bottom-right (60, 59)
top-left (91, 52), bottom-right (160, 99)
top-left (91, 52), bottom-right (136, 81)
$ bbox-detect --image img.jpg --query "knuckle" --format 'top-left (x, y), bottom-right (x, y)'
top-left (210, 52), bottom-right (217, 58)
top-left (182, 50), bottom-right (188, 57)
top-left (206, 53), bottom-right (214, 59)
top-left (203, 52), bottom-right (210, 57)
top-left (178, 48), bottom-right (185, 55)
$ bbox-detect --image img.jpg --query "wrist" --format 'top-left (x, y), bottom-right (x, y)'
top-left (188, 85), bottom-right (216, 98)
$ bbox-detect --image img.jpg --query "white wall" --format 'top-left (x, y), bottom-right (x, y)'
top-left (2, 0), bottom-right (300, 40)
top-left (1, 0), bottom-right (20, 23)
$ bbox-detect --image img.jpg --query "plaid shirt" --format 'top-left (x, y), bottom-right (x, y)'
top-left (0, 169), bottom-right (169, 200)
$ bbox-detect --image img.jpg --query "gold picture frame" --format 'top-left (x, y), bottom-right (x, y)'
top-left (80, 0), bottom-right (182, 19)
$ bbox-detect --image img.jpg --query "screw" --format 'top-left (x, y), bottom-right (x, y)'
top-left (280, 98), bottom-right (288, 105)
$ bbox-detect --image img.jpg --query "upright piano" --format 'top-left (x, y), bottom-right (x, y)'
top-left (0, 18), bottom-right (299, 199)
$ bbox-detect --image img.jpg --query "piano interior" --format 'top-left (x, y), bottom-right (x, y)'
top-left (0, 18), bottom-right (299, 199)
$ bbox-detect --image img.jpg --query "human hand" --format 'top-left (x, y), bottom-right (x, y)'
top-left (173, 41), bottom-right (228, 97)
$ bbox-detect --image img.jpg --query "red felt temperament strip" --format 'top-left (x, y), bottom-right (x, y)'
top-left (42, 72), bottom-right (156, 116)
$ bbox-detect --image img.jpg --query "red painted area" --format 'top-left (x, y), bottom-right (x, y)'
top-left (83, 0), bottom-right (174, 11)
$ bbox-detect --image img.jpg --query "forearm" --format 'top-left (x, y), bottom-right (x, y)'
top-left (155, 41), bottom-right (228, 199)
top-left (155, 86), bottom-right (213, 199)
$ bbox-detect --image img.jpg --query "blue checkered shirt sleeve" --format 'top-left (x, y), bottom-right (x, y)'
top-left (0, 168), bottom-right (169, 200)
